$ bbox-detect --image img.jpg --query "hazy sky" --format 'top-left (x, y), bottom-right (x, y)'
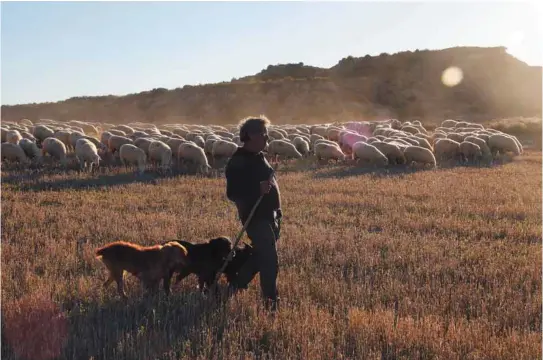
top-left (1, 1), bottom-right (542, 105)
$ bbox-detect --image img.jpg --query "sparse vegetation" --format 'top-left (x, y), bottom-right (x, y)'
top-left (1, 147), bottom-right (541, 359)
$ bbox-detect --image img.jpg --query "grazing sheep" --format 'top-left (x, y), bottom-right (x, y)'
top-left (42, 137), bottom-right (68, 166)
top-left (6, 130), bottom-right (23, 144)
top-left (75, 138), bottom-right (102, 171)
top-left (108, 135), bottom-right (133, 155)
top-left (292, 136), bottom-right (310, 156)
top-left (403, 146), bottom-right (437, 167)
top-left (211, 139), bottom-right (238, 160)
top-left (148, 140), bottom-right (172, 170)
top-left (134, 137), bottom-right (155, 155)
top-left (32, 125), bottom-right (55, 144)
top-left (464, 136), bottom-right (492, 160)
top-left (18, 138), bottom-right (42, 162)
top-left (314, 142), bottom-right (346, 162)
top-left (267, 139), bottom-right (303, 161)
top-left (372, 141), bottom-right (406, 165)
top-left (488, 133), bottom-right (521, 156)
top-left (352, 141), bottom-right (389, 167)
top-left (119, 144), bottom-right (147, 174)
top-left (178, 142), bottom-right (211, 173)
top-left (1, 142), bottom-right (31, 165)
top-left (434, 138), bottom-right (461, 162)
top-left (459, 141), bottom-right (483, 164)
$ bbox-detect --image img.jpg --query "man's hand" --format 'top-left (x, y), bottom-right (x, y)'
top-left (260, 180), bottom-right (272, 195)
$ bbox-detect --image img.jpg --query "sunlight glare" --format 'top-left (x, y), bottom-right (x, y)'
top-left (441, 66), bottom-right (463, 87)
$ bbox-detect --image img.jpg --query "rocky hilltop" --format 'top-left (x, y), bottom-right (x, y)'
top-left (1, 46), bottom-right (541, 125)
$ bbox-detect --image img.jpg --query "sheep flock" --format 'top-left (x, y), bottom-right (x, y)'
top-left (0, 117), bottom-right (524, 175)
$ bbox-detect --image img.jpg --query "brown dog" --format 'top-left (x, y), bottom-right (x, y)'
top-left (95, 240), bottom-right (189, 299)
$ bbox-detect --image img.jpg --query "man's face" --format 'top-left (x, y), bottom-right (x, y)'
top-left (248, 127), bottom-right (269, 151)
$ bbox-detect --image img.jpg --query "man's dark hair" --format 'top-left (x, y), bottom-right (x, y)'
top-left (238, 115), bottom-right (271, 142)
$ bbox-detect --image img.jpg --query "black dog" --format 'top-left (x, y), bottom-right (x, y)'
top-left (164, 237), bottom-right (253, 293)
top-left (162, 237), bottom-right (232, 293)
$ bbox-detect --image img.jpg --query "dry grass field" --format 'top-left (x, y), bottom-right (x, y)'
top-left (1, 149), bottom-right (541, 359)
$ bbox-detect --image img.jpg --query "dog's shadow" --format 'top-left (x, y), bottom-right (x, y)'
top-left (50, 285), bottom-right (234, 360)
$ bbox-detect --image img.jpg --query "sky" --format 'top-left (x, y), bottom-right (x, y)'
top-left (1, 1), bottom-right (542, 106)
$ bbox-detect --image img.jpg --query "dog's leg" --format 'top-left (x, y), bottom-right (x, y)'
top-left (175, 268), bottom-right (192, 284)
top-left (103, 275), bottom-right (114, 288)
top-left (114, 271), bottom-right (128, 299)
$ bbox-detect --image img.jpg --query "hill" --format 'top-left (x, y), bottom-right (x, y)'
top-left (1, 46), bottom-right (541, 125)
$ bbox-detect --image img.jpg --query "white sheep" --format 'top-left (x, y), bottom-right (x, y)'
top-left (488, 133), bottom-right (521, 156)
top-left (211, 139), bottom-right (238, 160)
top-left (464, 136), bottom-right (491, 160)
top-left (6, 130), bottom-right (23, 144)
top-left (19, 138), bottom-right (42, 163)
top-left (75, 138), bottom-right (101, 171)
top-left (352, 141), bottom-right (389, 166)
top-left (108, 135), bottom-right (134, 155)
top-left (372, 141), bottom-right (406, 165)
top-left (459, 141), bottom-right (482, 164)
top-left (340, 132), bottom-right (367, 154)
top-left (434, 138), bottom-right (461, 162)
top-left (314, 142), bottom-right (346, 162)
top-left (267, 139), bottom-right (303, 162)
top-left (1, 142), bottom-right (31, 165)
top-left (119, 143), bottom-right (147, 174)
top-left (292, 136), bottom-right (310, 156)
top-left (133, 137), bottom-right (155, 155)
top-left (148, 140), bottom-right (172, 170)
top-left (178, 142), bottom-right (211, 173)
top-left (41, 137), bottom-right (68, 166)
top-left (33, 125), bottom-right (55, 143)
top-left (403, 146), bottom-right (436, 167)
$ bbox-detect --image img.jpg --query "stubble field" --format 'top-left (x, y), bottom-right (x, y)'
top-left (1, 150), bottom-right (541, 360)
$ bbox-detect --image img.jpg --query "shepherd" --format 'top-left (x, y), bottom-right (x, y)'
top-left (225, 115), bottom-right (282, 313)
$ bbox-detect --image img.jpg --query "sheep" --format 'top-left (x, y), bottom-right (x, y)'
top-left (5, 130), bottom-right (23, 144)
top-left (1, 142), bottom-right (31, 165)
top-left (178, 142), bottom-right (211, 174)
top-left (267, 139), bottom-right (302, 162)
top-left (352, 141), bottom-right (389, 167)
top-left (75, 138), bottom-right (102, 171)
top-left (403, 146), bottom-right (437, 168)
top-left (69, 131), bottom-right (86, 151)
top-left (372, 141), bottom-right (406, 165)
top-left (339, 132), bottom-right (367, 154)
top-left (33, 125), bottom-right (55, 144)
top-left (18, 138), bottom-right (42, 163)
top-left (41, 137), bottom-right (68, 166)
top-left (119, 144), bottom-right (147, 174)
top-left (292, 136), bottom-right (310, 156)
top-left (459, 141), bottom-right (483, 164)
top-left (464, 136), bottom-right (492, 160)
top-left (441, 119), bottom-right (459, 128)
top-left (434, 138), bottom-right (461, 162)
top-left (400, 125), bottom-right (420, 135)
top-left (134, 137), bottom-right (155, 155)
top-left (488, 133), bottom-right (521, 157)
top-left (148, 140), bottom-right (172, 170)
top-left (108, 135), bottom-right (134, 155)
top-left (314, 142), bottom-right (346, 162)
top-left (211, 139), bottom-right (238, 161)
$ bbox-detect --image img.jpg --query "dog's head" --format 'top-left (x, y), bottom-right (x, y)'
top-left (161, 242), bottom-right (190, 269)
top-left (208, 236), bottom-right (233, 261)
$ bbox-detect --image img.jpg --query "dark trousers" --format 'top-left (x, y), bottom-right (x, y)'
top-left (235, 218), bottom-right (280, 300)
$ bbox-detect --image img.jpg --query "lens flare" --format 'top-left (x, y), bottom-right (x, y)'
top-left (441, 66), bottom-right (463, 87)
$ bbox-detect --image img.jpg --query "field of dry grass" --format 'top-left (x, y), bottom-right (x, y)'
top-left (1, 149), bottom-right (541, 359)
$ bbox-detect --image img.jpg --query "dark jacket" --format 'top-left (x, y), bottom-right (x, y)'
top-left (225, 147), bottom-right (281, 224)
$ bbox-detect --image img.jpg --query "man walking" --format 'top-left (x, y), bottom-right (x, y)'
top-left (224, 116), bottom-right (282, 312)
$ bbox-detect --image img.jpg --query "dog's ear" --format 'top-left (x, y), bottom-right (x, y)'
top-left (161, 242), bottom-right (189, 268)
